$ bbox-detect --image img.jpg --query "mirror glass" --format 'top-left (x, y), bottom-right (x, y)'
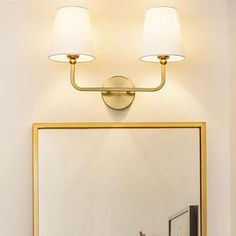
top-left (37, 127), bottom-right (202, 236)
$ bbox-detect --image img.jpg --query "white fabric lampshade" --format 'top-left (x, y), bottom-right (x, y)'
top-left (140, 7), bottom-right (184, 63)
top-left (49, 6), bottom-right (95, 63)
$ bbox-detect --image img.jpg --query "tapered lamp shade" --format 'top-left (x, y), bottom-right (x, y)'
top-left (49, 6), bottom-right (95, 63)
top-left (140, 7), bottom-right (184, 63)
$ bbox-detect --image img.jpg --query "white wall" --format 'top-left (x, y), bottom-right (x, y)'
top-left (0, 0), bottom-right (231, 236)
top-left (227, 0), bottom-right (236, 235)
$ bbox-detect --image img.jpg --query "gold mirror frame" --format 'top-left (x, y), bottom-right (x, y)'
top-left (32, 122), bottom-right (207, 236)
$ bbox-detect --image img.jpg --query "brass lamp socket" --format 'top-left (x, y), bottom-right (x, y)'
top-left (158, 55), bottom-right (170, 65)
top-left (67, 54), bottom-right (80, 65)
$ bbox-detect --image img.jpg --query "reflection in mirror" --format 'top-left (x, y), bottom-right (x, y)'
top-left (33, 123), bottom-right (206, 236)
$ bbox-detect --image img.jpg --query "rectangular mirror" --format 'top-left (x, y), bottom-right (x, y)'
top-left (33, 122), bottom-right (206, 236)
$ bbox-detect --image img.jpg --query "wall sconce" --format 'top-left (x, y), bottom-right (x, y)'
top-left (49, 6), bottom-right (184, 110)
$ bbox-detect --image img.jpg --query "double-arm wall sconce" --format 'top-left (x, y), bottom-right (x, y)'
top-left (49, 6), bottom-right (184, 110)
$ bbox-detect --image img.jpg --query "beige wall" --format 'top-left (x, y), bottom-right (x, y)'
top-left (227, 0), bottom-right (236, 235)
top-left (0, 0), bottom-right (231, 236)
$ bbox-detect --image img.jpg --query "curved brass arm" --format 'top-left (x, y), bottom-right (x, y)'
top-left (69, 57), bottom-right (167, 93)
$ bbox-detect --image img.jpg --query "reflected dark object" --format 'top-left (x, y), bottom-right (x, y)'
top-left (169, 206), bottom-right (198, 236)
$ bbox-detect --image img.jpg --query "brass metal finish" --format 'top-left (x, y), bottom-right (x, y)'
top-left (200, 124), bottom-right (207, 236)
top-left (102, 76), bottom-right (135, 110)
top-left (32, 122), bottom-right (207, 236)
top-left (158, 55), bottom-right (170, 65)
top-left (67, 54), bottom-right (79, 65)
top-left (69, 60), bottom-right (166, 93)
top-left (67, 54), bottom-right (168, 108)
top-left (32, 125), bottom-right (39, 236)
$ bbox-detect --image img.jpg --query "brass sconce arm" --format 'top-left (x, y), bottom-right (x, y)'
top-left (69, 56), bottom-right (167, 93)
top-left (68, 54), bottom-right (169, 109)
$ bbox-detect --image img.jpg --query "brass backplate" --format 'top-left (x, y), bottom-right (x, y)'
top-left (102, 76), bottom-right (135, 110)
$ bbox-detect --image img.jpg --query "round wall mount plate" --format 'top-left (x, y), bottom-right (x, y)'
top-left (102, 76), bottom-right (135, 110)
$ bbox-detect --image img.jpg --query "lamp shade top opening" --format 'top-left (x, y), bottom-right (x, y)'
top-left (140, 6), bottom-right (185, 63)
top-left (49, 6), bottom-right (95, 63)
